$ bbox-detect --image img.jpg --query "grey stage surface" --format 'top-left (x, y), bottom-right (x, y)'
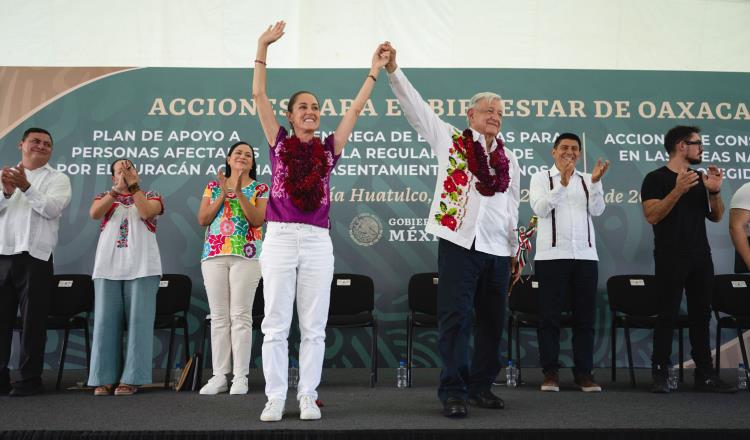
top-left (1, 368), bottom-right (749, 433)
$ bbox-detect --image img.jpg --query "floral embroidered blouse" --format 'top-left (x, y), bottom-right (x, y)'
top-left (92, 191), bottom-right (164, 280)
top-left (201, 180), bottom-right (269, 261)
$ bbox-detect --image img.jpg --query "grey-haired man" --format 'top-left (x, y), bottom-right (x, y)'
top-left (384, 43), bottom-right (520, 418)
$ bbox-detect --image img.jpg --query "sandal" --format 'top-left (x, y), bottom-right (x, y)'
top-left (94, 385), bottom-right (113, 396)
top-left (114, 384), bottom-right (139, 396)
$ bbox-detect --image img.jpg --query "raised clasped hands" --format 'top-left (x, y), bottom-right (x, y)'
top-left (372, 43), bottom-right (391, 70)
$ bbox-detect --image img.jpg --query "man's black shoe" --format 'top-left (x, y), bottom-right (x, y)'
top-left (651, 374), bottom-right (670, 393)
top-left (694, 374), bottom-right (737, 394)
top-left (468, 390), bottom-right (505, 409)
top-left (9, 380), bottom-right (44, 397)
top-left (442, 397), bottom-right (468, 418)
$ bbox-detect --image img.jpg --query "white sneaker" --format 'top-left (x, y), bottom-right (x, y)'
top-left (199, 375), bottom-right (228, 395)
top-left (260, 399), bottom-right (286, 422)
top-left (229, 376), bottom-right (248, 395)
top-left (299, 395), bottom-right (321, 420)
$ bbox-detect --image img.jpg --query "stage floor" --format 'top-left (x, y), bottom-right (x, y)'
top-left (1, 368), bottom-right (749, 439)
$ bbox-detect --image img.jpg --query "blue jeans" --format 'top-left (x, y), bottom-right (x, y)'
top-left (437, 239), bottom-right (509, 402)
top-left (87, 276), bottom-right (159, 386)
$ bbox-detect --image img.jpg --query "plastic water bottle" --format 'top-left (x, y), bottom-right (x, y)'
top-left (506, 361), bottom-right (517, 388)
top-left (738, 364), bottom-right (748, 390)
top-left (668, 365), bottom-right (679, 391)
top-left (172, 363), bottom-right (182, 390)
top-left (288, 360), bottom-right (299, 389)
top-left (396, 360), bottom-right (408, 389)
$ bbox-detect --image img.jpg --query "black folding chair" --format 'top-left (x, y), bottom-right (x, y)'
top-left (607, 275), bottom-right (688, 388)
top-left (154, 274), bottom-right (192, 388)
top-left (327, 273), bottom-right (378, 387)
top-left (507, 275), bottom-right (574, 384)
top-left (712, 274), bottom-right (750, 382)
top-left (406, 273), bottom-right (438, 387)
top-left (20, 274), bottom-right (94, 390)
top-left (197, 278), bottom-right (264, 388)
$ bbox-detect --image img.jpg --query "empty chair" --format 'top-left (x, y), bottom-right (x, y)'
top-left (327, 273), bottom-right (378, 387)
top-left (15, 274), bottom-right (95, 391)
top-left (154, 274), bottom-right (192, 388)
top-left (712, 274), bottom-right (750, 374)
top-left (406, 272), bottom-right (439, 387)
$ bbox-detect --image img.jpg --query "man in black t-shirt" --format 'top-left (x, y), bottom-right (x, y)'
top-left (641, 125), bottom-right (736, 393)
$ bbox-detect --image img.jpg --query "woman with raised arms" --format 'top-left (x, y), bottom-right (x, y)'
top-left (252, 21), bottom-right (388, 421)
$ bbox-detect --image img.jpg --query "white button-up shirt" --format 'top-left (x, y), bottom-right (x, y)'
top-left (388, 68), bottom-right (520, 256)
top-left (529, 164), bottom-right (605, 261)
top-left (0, 164), bottom-right (72, 261)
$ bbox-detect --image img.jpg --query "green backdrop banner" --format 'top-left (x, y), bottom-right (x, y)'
top-left (1, 67), bottom-right (749, 371)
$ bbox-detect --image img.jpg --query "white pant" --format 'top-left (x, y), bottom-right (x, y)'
top-left (201, 255), bottom-right (261, 377)
top-left (260, 222), bottom-right (334, 401)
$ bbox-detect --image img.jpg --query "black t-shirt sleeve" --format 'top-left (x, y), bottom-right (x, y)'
top-left (641, 170), bottom-right (666, 202)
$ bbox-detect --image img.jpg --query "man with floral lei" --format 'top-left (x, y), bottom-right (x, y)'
top-left (383, 42), bottom-right (520, 418)
top-left (252, 21), bottom-right (390, 422)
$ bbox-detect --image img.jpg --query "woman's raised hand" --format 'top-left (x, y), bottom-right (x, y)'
top-left (259, 21), bottom-right (286, 47)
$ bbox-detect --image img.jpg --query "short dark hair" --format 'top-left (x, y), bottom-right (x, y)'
top-left (664, 125), bottom-right (701, 154)
top-left (553, 132), bottom-right (581, 148)
top-left (224, 142), bottom-right (257, 180)
top-left (110, 158), bottom-right (134, 176)
top-left (22, 127), bottom-right (53, 146)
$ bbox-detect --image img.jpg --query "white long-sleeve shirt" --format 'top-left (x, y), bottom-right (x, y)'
top-left (388, 68), bottom-right (520, 256)
top-left (0, 164), bottom-right (72, 261)
top-left (529, 164), bottom-right (605, 261)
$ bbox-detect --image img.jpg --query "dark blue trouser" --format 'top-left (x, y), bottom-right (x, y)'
top-left (536, 259), bottom-right (597, 377)
top-left (437, 239), bottom-right (509, 402)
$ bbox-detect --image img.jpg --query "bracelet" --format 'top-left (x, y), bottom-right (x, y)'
top-left (127, 183), bottom-right (140, 194)
top-left (367, 74), bottom-right (377, 82)
top-left (709, 190), bottom-right (721, 195)
top-left (254, 59), bottom-right (266, 66)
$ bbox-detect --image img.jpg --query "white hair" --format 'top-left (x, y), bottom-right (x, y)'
top-left (469, 92), bottom-right (503, 108)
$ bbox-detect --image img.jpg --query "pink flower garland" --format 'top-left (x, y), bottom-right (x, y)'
top-left (278, 135), bottom-right (328, 211)
top-left (461, 128), bottom-right (510, 196)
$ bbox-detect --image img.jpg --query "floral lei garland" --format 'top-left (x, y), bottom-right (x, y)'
top-left (459, 128), bottom-right (510, 196)
top-left (278, 134), bottom-right (328, 211)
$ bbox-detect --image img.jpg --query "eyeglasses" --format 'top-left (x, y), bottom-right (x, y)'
top-left (683, 140), bottom-right (703, 147)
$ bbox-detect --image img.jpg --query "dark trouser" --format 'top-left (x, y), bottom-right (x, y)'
top-left (535, 259), bottom-right (598, 377)
top-left (652, 252), bottom-right (713, 374)
top-left (436, 238), bottom-right (509, 402)
top-left (0, 253), bottom-right (54, 383)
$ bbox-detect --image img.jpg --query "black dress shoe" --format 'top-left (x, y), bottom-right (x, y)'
top-left (442, 397), bottom-right (468, 418)
top-left (468, 389), bottom-right (505, 409)
top-left (9, 380), bottom-right (44, 397)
